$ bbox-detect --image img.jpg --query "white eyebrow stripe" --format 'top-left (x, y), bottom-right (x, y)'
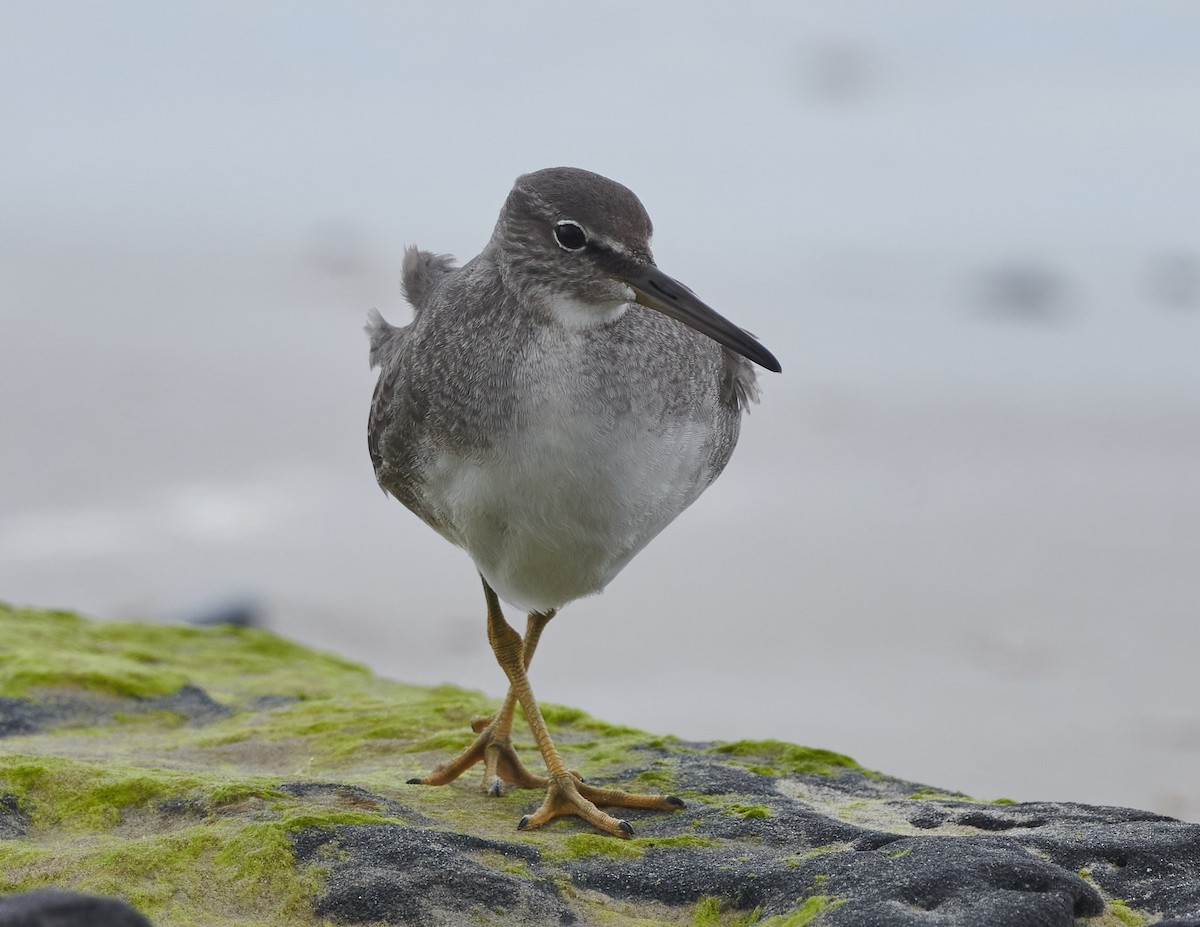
top-left (592, 234), bottom-right (632, 257)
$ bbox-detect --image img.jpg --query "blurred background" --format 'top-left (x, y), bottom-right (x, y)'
top-left (2, 3), bottom-right (1198, 820)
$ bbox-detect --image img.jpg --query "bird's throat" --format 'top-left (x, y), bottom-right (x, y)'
top-left (542, 290), bottom-right (630, 330)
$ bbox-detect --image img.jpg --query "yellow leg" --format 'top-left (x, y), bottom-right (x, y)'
top-left (407, 610), bottom-right (553, 794)
top-left (477, 609), bottom-right (554, 795)
top-left (480, 578), bottom-right (683, 837)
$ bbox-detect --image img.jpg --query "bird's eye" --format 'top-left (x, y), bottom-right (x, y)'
top-left (553, 220), bottom-right (588, 252)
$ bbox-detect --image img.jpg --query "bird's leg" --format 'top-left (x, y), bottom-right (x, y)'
top-left (407, 610), bottom-right (552, 794)
top-left (481, 578), bottom-right (683, 838)
top-left (474, 609), bottom-right (554, 795)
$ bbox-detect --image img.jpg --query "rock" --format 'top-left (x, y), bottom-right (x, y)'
top-left (0, 888), bottom-right (153, 927)
top-left (295, 825), bottom-right (575, 925)
top-left (0, 795), bottom-right (28, 841)
top-left (0, 700), bottom-right (49, 739)
top-left (2, 603), bottom-right (1199, 926)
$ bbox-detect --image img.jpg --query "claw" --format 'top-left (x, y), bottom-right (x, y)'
top-left (407, 718), bottom-right (546, 793)
top-left (515, 774), bottom-right (679, 837)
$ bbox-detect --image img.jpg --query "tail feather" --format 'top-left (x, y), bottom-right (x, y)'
top-left (365, 248), bottom-right (456, 369)
top-left (365, 308), bottom-right (399, 369)
top-left (401, 246), bottom-right (456, 313)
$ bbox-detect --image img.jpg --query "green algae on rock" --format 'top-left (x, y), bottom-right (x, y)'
top-left (0, 604), bottom-right (370, 702)
top-left (708, 740), bottom-right (864, 778)
top-left (690, 894), bottom-right (847, 927)
top-left (3, 603), bottom-right (1200, 927)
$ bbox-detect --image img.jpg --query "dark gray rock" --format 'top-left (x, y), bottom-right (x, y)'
top-left (294, 824), bottom-right (575, 926)
top-left (143, 684), bottom-right (231, 725)
top-left (0, 794), bottom-right (29, 840)
top-left (175, 597), bottom-right (263, 629)
top-left (571, 835), bottom-right (1101, 926)
top-left (0, 685), bottom-right (229, 738)
top-left (288, 751), bottom-right (1200, 926)
top-left (1018, 805), bottom-right (1200, 918)
top-left (0, 699), bottom-right (50, 738)
top-left (0, 889), bottom-right (153, 927)
top-left (277, 781), bottom-right (432, 825)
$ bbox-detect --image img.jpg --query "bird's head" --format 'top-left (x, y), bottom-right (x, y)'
top-left (493, 167), bottom-right (781, 373)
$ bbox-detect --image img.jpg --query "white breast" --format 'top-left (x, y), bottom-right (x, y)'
top-left (428, 410), bottom-right (713, 614)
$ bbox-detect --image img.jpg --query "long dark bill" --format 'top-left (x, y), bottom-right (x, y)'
top-left (623, 265), bottom-right (782, 373)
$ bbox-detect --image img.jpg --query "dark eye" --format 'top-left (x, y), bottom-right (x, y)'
top-left (553, 220), bottom-right (587, 252)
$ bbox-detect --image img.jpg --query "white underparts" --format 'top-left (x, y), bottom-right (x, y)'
top-left (425, 400), bottom-right (715, 614)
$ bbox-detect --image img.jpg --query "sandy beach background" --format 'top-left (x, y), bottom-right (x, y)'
top-left (2, 4), bottom-right (1197, 820)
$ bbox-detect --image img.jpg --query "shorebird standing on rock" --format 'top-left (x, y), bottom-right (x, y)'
top-left (366, 167), bottom-right (781, 837)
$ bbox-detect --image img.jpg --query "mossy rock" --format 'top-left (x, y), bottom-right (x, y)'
top-left (2, 603), bottom-right (1199, 926)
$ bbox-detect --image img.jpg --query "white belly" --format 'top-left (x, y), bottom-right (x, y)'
top-left (426, 408), bottom-right (714, 613)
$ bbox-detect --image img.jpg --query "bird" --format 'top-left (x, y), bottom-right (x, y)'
top-left (366, 167), bottom-right (780, 837)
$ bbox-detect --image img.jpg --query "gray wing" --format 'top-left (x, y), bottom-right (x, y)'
top-left (720, 346), bottom-right (760, 414)
top-left (365, 324), bottom-right (405, 488)
top-left (365, 247), bottom-right (457, 530)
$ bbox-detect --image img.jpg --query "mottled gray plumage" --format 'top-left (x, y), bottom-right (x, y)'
top-left (367, 167), bottom-right (777, 614)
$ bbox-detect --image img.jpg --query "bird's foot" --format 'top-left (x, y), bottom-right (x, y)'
top-left (407, 714), bottom-right (546, 796)
top-left (517, 774), bottom-right (685, 838)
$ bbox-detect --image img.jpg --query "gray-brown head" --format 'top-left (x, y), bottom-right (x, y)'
top-left (492, 167), bottom-right (781, 373)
